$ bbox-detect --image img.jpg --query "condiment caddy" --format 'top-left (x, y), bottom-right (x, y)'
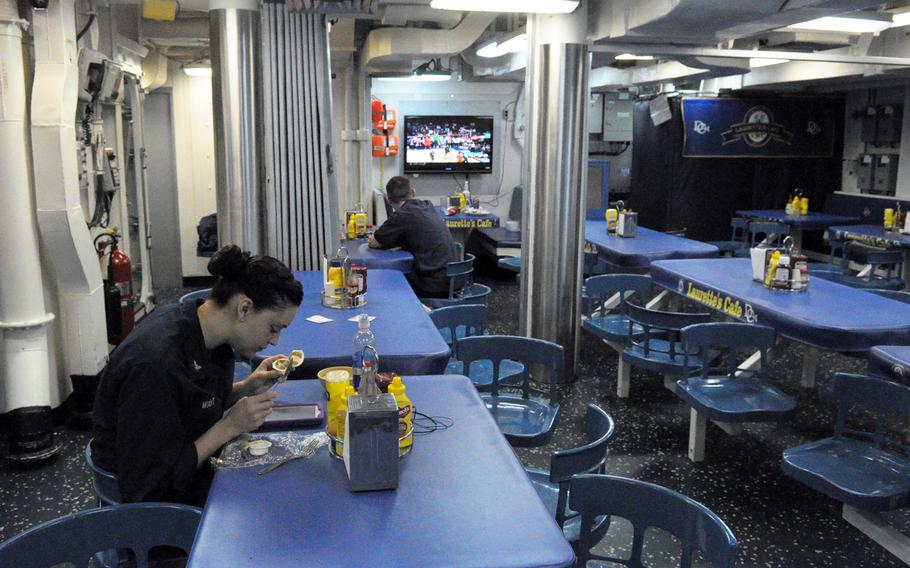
top-left (754, 236), bottom-right (809, 292)
top-left (606, 200), bottom-right (637, 237)
top-left (321, 247), bottom-right (368, 309)
top-left (884, 202), bottom-right (910, 233)
top-left (784, 188), bottom-right (809, 216)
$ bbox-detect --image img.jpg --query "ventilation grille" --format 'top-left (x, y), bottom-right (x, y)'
top-left (261, 4), bottom-right (340, 270)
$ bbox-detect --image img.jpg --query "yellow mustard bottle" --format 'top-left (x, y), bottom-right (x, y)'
top-left (764, 250), bottom-right (781, 287)
top-left (605, 208), bottom-right (618, 232)
top-left (325, 378), bottom-right (351, 438)
top-left (387, 376), bottom-right (413, 452)
top-left (334, 385), bottom-right (356, 453)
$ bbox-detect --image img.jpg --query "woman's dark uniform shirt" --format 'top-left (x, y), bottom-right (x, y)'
top-left (91, 301), bottom-right (234, 506)
top-left (373, 199), bottom-right (459, 296)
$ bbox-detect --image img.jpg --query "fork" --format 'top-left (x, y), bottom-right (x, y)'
top-left (257, 453), bottom-right (305, 475)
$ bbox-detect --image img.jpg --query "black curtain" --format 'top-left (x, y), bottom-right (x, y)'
top-left (628, 96), bottom-right (844, 244)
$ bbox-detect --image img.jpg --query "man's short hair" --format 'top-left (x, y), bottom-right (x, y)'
top-left (386, 176), bottom-right (413, 204)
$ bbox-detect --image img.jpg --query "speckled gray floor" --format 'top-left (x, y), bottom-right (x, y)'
top-left (472, 254), bottom-right (910, 568)
top-left (1, 265), bottom-right (908, 567)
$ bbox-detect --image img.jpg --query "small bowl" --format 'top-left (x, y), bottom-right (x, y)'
top-left (317, 366), bottom-right (353, 388)
top-left (247, 439), bottom-right (272, 456)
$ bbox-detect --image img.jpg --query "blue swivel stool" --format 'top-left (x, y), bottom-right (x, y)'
top-left (420, 253), bottom-right (493, 308)
top-left (582, 274), bottom-right (653, 395)
top-left (782, 373), bottom-right (910, 560)
top-left (582, 274), bottom-right (652, 345)
top-left (620, 302), bottom-right (712, 399)
top-left (0, 502), bottom-right (201, 568)
top-left (178, 288), bottom-right (211, 304)
top-left (815, 242), bottom-right (905, 291)
top-left (733, 221), bottom-right (790, 257)
top-left (677, 322), bottom-right (797, 461)
top-left (429, 305), bottom-right (523, 391)
top-left (85, 441), bottom-right (121, 507)
top-left (707, 217), bottom-right (749, 257)
top-left (570, 474), bottom-right (738, 568)
top-left (525, 404), bottom-right (615, 543)
top-left (807, 230), bottom-right (848, 275)
top-left (497, 256), bottom-right (521, 273)
top-left (459, 335), bottom-right (563, 447)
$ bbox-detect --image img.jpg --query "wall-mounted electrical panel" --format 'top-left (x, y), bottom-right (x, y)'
top-left (856, 153), bottom-right (874, 192)
top-left (877, 105), bottom-right (903, 145)
top-left (859, 104), bottom-right (903, 146)
top-left (861, 106), bottom-right (877, 143)
top-left (872, 154), bottom-right (899, 195)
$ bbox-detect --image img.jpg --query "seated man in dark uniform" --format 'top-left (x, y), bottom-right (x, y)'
top-left (368, 176), bottom-right (460, 298)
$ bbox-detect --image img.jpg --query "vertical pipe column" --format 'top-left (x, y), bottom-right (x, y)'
top-left (31, 0), bottom-right (108, 381)
top-left (520, 4), bottom-right (589, 379)
top-left (210, 0), bottom-right (262, 253)
top-left (0, 3), bottom-right (55, 414)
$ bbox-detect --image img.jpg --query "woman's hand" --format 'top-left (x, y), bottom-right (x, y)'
top-left (243, 355), bottom-right (287, 395)
top-left (223, 391), bottom-right (278, 436)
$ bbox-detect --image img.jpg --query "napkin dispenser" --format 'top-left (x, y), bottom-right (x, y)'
top-left (342, 347), bottom-right (400, 492)
top-left (616, 211), bottom-right (637, 238)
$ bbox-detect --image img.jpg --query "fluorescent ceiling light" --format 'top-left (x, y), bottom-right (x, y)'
top-left (183, 63), bottom-right (211, 77)
top-left (476, 41), bottom-right (506, 58)
top-left (892, 12), bottom-right (910, 28)
top-left (430, 0), bottom-right (578, 14)
top-left (375, 74), bottom-right (451, 82)
top-left (498, 33), bottom-right (528, 53)
top-left (749, 57), bottom-right (789, 68)
top-left (787, 15), bottom-right (892, 34)
top-left (614, 53), bottom-right (654, 61)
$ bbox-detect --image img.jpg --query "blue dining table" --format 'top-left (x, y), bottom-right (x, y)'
top-left (829, 225), bottom-right (910, 289)
top-left (650, 257), bottom-right (910, 461)
top-left (585, 220), bottom-right (719, 269)
top-left (186, 376), bottom-right (576, 568)
top-left (259, 270), bottom-right (450, 378)
top-left (339, 238), bottom-right (414, 272)
top-left (829, 224), bottom-right (910, 249)
top-left (868, 345), bottom-right (910, 385)
top-left (737, 210), bottom-right (860, 251)
top-left (736, 210), bottom-right (860, 231)
top-left (649, 257), bottom-right (910, 354)
top-left (437, 206), bottom-right (500, 229)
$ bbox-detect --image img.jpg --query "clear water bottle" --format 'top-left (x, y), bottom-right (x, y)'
top-left (351, 314), bottom-right (374, 390)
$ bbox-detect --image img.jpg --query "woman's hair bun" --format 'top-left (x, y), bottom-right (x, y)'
top-left (208, 245), bottom-right (250, 279)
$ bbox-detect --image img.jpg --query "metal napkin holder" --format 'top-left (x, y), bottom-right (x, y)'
top-left (342, 346), bottom-right (400, 492)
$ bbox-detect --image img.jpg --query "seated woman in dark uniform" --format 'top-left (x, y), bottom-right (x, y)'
top-left (368, 176), bottom-right (460, 297)
top-left (91, 245), bottom-right (303, 506)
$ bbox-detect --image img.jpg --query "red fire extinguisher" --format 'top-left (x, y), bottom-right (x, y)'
top-left (94, 230), bottom-right (134, 345)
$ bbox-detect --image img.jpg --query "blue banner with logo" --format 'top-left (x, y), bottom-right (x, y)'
top-left (681, 97), bottom-right (835, 158)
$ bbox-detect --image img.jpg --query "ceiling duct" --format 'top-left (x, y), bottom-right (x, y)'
top-left (589, 0), bottom-right (892, 46)
top-left (360, 11), bottom-right (495, 73)
top-left (764, 30), bottom-right (852, 51)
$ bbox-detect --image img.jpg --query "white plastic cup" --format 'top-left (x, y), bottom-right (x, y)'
top-left (505, 220), bottom-right (520, 232)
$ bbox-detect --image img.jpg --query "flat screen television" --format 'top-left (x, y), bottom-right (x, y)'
top-left (403, 115), bottom-right (493, 174)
